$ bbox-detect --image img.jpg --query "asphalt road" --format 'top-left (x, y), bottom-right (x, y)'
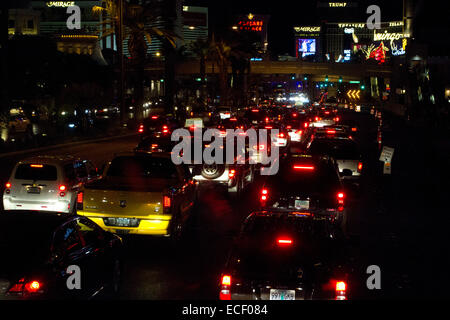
top-left (0, 111), bottom-right (449, 300)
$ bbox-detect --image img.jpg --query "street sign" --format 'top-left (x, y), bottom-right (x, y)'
top-left (379, 146), bottom-right (394, 162)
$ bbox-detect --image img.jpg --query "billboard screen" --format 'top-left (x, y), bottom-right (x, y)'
top-left (297, 39), bottom-right (316, 57)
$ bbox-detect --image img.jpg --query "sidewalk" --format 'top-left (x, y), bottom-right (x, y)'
top-left (0, 130), bottom-right (138, 158)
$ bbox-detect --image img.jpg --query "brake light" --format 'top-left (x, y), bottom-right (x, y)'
top-left (222, 275), bottom-right (231, 286)
top-left (357, 162), bottom-right (363, 172)
top-left (5, 182), bottom-right (11, 189)
top-left (335, 117), bottom-right (340, 122)
top-left (163, 196), bottom-right (171, 208)
top-left (162, 125), bottom-right (169, 133)
top-left (278, 133), bottom-right (285, 138)
top-left (25, 281), bottom-right (41, 293)
top-left (30, 164), bottom-right (43, 168)
top-left (315, 117), bottom-right (319, 121)
top-left (351, 127), bottom-right (357, 132)
top-left (151, 144), bottom-right (159, 149)
top-left (138, 124), bottom-right (144, 133)
top-left (228, 169), bottom-right (236, 178)
top-left (265, 126), bottom-right (272, 129)
top-left (292, 113), bottom-right (297, 117)
top-left (261, 188), bottom-right (268, 201)
top-left (251, 109), bottom-right (259, 112)
top-left (151, 115), bottom-right (158, 119)
top-left (335, 281), bottom-right (347, 300)
top-left (326, 130), bottom-right (336, 134)
top-left (325, 111), bottom-right (330, 115)
top-left (76, 192), bottom-right (83, 210)
top-left (220, 275), bottom-right (231, 300)
top-left (293, 165), bottom-right (315, 170)
top-left (337, 192), bottom-right (345, 206)
top-left (59, 185), bottom-right (66, 191)
top-left (277, 238), bottom-right (293, 245)
top-left (304, 122), bottom-right (309, 128)
top-left (265, 117), bottom-right (269, 122)
top-left (253, 144), bottom-right (265, 151)
top-left (286, 125), bottom-right (292, 129)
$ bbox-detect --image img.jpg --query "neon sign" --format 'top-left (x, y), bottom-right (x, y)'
top-left (374, 30), bottom-right (409, 41)
top-left (294, 26), bottom-right (321, 33)
top-left (329, 2), bottom-right (347, 7)
top-left (46, 1), bottom-right (75, 7)
top-left (238, 20), bottom-right (264, 32)
top-left (338, 23), bottom-right (365, 28)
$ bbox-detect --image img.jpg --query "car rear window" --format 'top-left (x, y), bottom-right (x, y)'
top-left (308, 139), bottom-right (360, 159)
top-left (14, 164), bottom-right (58, 181)
top-left (106, 156), bottom-right (178, 179)
top-left (270, 159), bottom-right (341, 193)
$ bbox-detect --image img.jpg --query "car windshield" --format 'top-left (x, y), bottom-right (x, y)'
top-left (106, 156), bottom-right (178, 179)
top-left (308, 139), bottom-right (360, 159)
top-left (15, 164), bottom-right (58, 181)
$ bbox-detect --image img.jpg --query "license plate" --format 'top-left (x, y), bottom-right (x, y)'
top-left (270, 289), bottom-right (295, 300)
top-left (295, 200), bottom-right (309, 209)
top-left (27, 187), bottom-right (40, 194)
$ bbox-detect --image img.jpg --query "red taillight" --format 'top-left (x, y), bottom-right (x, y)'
top-left (351, 127), bottom-right (357, 132)
top-left (228, 169), bottom-right (236, 178)
top-left (304, 122), bottom-right (309, 128)
top-left (253, 144), bottom-right (265, 151)
top-left (220, 275), bottom-right (231, 300)
top-left (326, 130), bottom-right (336, 134)
top-left (292, 113), bottom-right (297, 117)
top-left (138, 124), bottom-right (144, 133)
top-left (265, 117), bottom-right (269, 122)
top-left (163, 196), bottom-right (171, 208)
top-left (278, 133), bottom-right (285, 138)
top-left (357, 162), bottom-right (363, 172)
top-left (251, 109), bottom-right (259, 112)
top-left (293, 165), bottom-right (315, 170)
top-left (265, 126), bottom-right (272, 129)
top-left (315, 117), bottom-right (319, 121)
top-left (151, 115), bottom-right (158, 119)
top-left (277, 238), bottom-right (293, 246)
top-left (59, 185), bottom-right (66, 191)
top-left (335, 281), bottom-right (347, 300)
top-left (222, 275), bottom-right (231, 286)
top-left (337, 192), bottom-right (345, 206)
top-left (30, 164), bottom-right (43, 168)
top-left (77, 192), bottom-right (83, 204)
top-left (261, 188), bottom-right (268, 201)
top-left (335, 117), bottom-right (340, 122)
top-left (76, 192), bottom-right (83, 210)
top-left (25, 281), bottom-right (41, 293)
top-left (286, 125), bottom-right (292, 129)
top-left (5, 182), bottom-right (11, 189)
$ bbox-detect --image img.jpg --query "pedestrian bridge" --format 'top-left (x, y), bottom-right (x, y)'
top-left (145, 60), bottom-right (393, 82)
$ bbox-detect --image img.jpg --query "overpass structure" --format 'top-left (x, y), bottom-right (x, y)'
top-left (145, 60), bottom-right (393, 82)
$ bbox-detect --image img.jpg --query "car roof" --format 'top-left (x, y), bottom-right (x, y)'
top-left (18, 155), bottom-right (79, 166)
top-left (0, 211), bottom-right (75, 232)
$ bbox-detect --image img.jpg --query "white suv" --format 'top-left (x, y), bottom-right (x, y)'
top-left (3, 155), bottom-right (99, 214)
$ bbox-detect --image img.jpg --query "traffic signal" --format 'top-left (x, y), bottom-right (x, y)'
top-left (339, 76), bottom-right (343, 83)
top-left (325, 75), bottom-right (329, 82)
top-left (360, 84), bottom-right (365, 90)
top-left (304, 76), bottom-right (308, 81)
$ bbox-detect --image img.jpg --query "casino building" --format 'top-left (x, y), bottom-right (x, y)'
top-left (293, 1), bottom-right (409, 64)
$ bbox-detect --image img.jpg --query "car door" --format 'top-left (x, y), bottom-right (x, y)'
top-left (75, 217), bottom-right (111, 291)
top-left (176, 164), bottom-right (195, 219)
top-left (51, 220), bottom-right (98, 298)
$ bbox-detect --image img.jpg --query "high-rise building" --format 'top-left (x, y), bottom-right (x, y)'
top-left (181, 5), bottom-right (208, 55)
top-left (232, 13), bottom-right (270, 57)
top-left (8, 8), bottom-right (40, 37)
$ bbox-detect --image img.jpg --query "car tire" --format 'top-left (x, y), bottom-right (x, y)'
top-left (201, 163), bottom-right (225, 180)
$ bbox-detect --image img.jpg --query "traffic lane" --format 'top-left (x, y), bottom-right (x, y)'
top-left (117, 183), bottom-right (251, 299)
top-left (0, 135), bottom-right (140, 183)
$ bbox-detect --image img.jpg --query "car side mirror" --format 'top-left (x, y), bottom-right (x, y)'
top-left (99, 163), bottom-right (107, 176)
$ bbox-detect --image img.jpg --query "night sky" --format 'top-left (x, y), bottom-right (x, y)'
top-left (5, 0), bottom-right (450, 55)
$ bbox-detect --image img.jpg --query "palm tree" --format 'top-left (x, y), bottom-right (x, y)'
top-left (92, 0), bottom-right (178, 120)
top-left (209, 34), bottom-right (232, 106)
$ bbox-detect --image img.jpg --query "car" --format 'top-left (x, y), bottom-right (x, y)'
top-left (243, 108), bottom-right (270, 126)
top-left (219, 210), bottom-right (350, 300)
top-left (138, 114), bottom-right (180, 139)
top-left (0, 211), bottom-right (122, 299)
top-left (258, 154), bottom-right (347, 232)
top-left (304, 137), bottom-right (363, 180)
top-left (134, 135), bottom-right (175, 153)
top-left (76, 152), bottom-right (196, 241)
top-left (3, 156), bottom-right (100, 214)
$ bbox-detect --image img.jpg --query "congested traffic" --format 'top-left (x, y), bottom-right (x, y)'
top-left (1, 97), bottom-right (375, 300)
